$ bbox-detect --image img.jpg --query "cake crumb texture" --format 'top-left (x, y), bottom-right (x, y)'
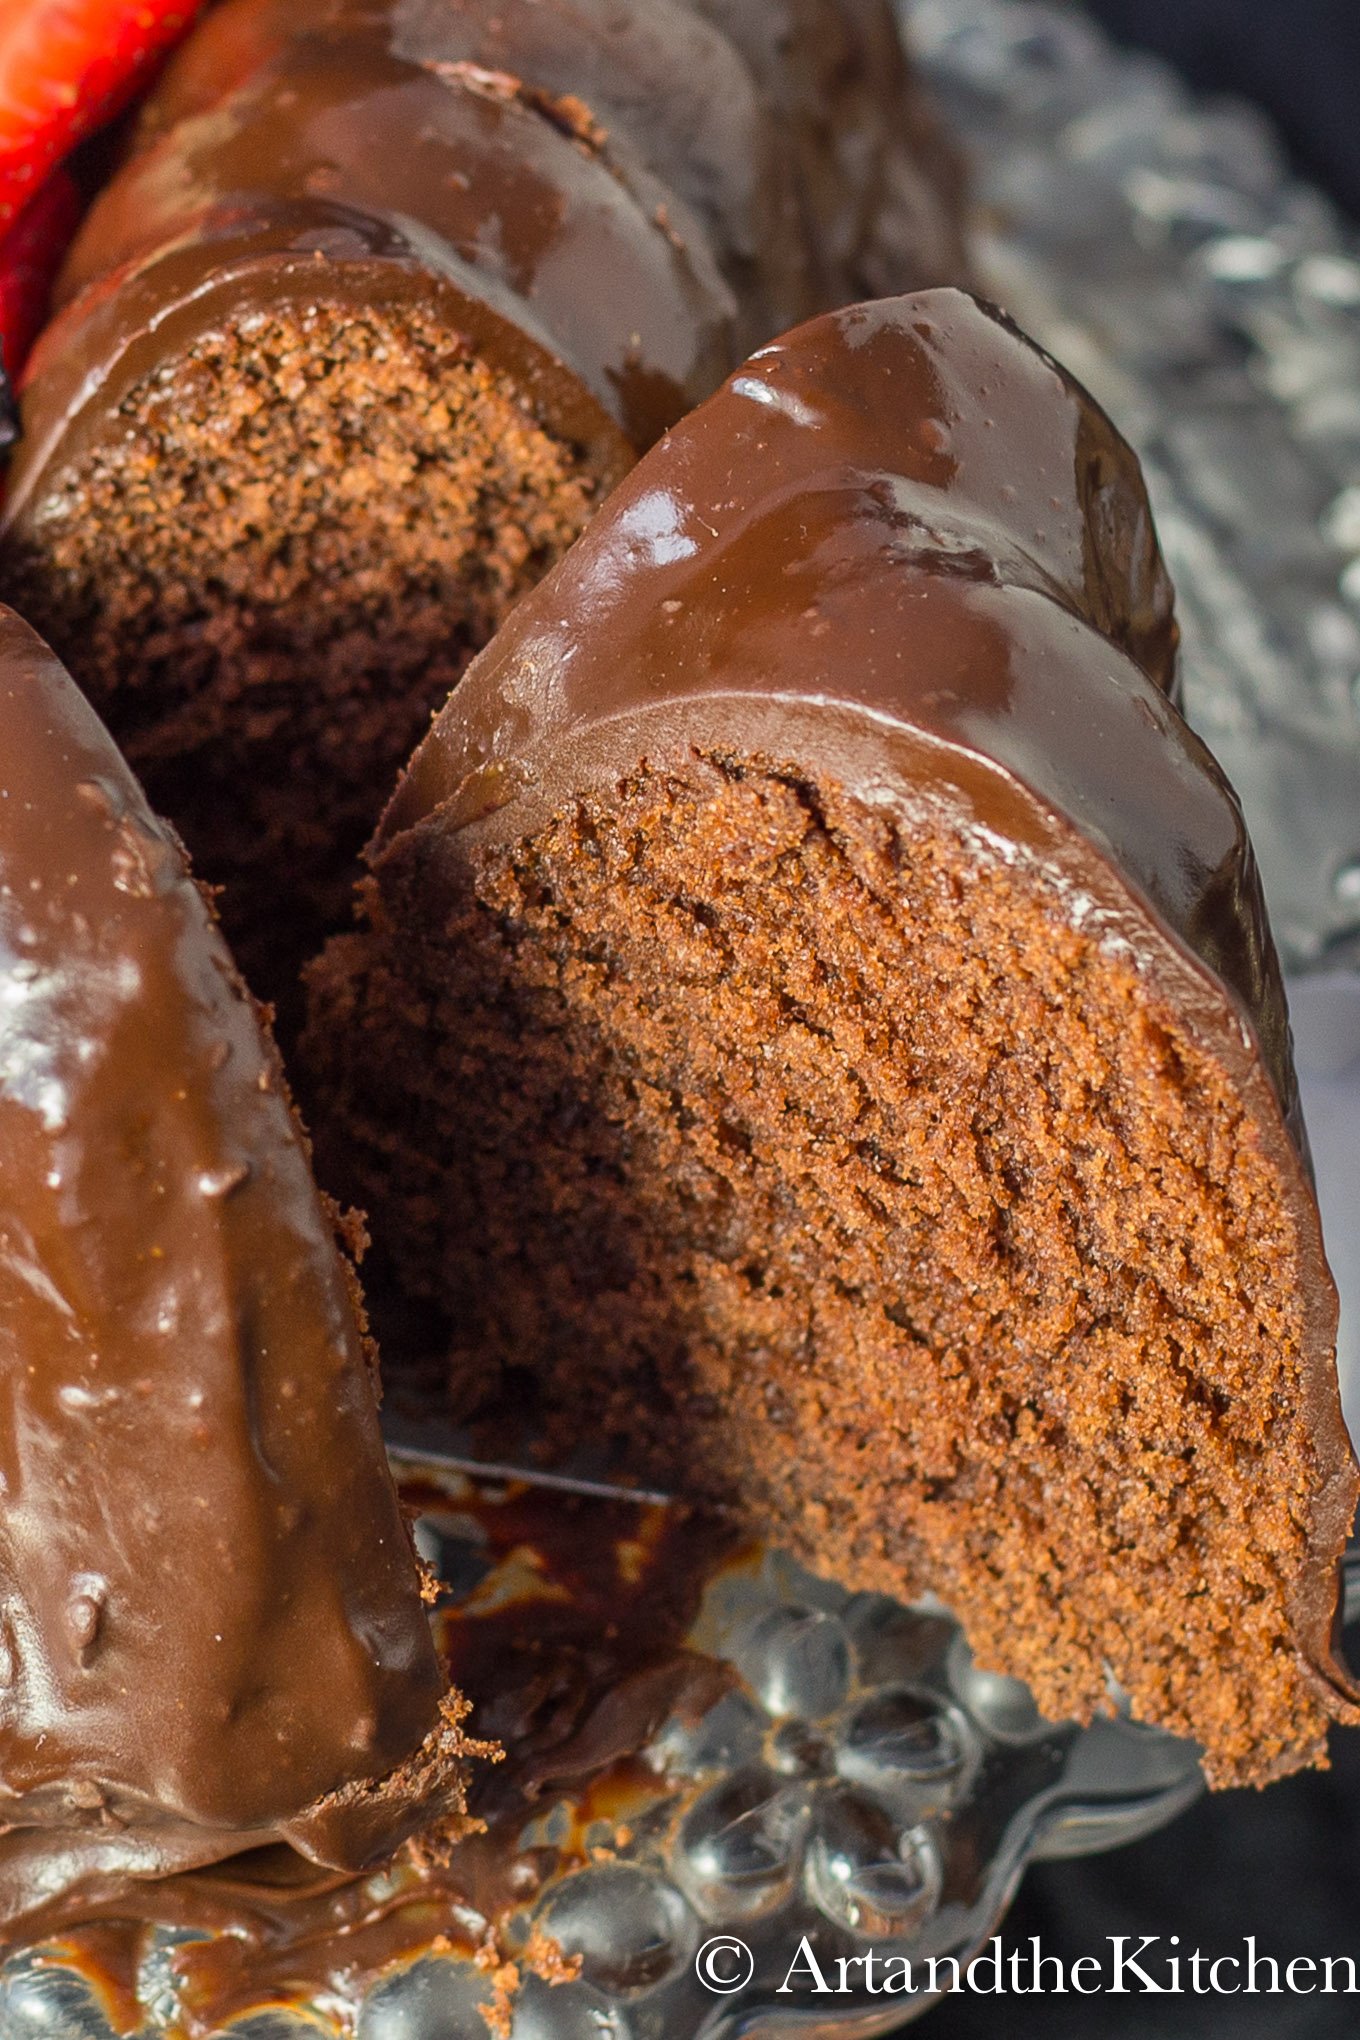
top-left (307, 754), bottom-right (1331, 1788)
top-left (1, 300), bottom-right (602, 1016)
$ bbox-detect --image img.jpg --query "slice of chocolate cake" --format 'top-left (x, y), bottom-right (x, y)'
top-left (0, 0), bottom-right (966, 1021)
top-left (303, 290), bottom-right (1360, 1787)
top-left (0, 607), bottom-right (470, 1937)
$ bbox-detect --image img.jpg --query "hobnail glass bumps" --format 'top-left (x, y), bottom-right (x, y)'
top-left (1, 1466), bottom-right (1204, 2039)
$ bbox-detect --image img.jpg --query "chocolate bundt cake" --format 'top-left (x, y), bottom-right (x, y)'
top-left (0, 0), bottom-right (966, 1015)
top-left (0, 607), bottom-right (469, 1936)
top-left (304, 290), bottom-right (1360, 1787)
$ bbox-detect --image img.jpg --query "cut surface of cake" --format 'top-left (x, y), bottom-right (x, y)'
top-left (303, 290), bottom-right (1360, 1787)
top-left (0, 607), bottom-right (470, 1938)
top-left (0, 0), bottom-right (966, 1020)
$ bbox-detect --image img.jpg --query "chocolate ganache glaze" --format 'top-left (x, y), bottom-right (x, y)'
top-left (3, 0), bottom-right (966, 515)
top-left (0, 0), bottom-right (966, 1025)
top-left (5, 2), bottom-right (725, 490)
top-left (0, 609), bottom-right (467, 1938)
top-left (305, 290), bottom-right (1360, 1783)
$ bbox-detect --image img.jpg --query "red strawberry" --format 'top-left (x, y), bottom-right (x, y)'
top-left (0, 160), bottom-right (82, 381)
top-left (0, 0), bottom-right (205, 228)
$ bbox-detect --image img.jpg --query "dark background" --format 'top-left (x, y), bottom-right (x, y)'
top-left (1084, 0), bottom-right (1360, 218)
top-left (930, 1728), bottom-right (1360, 2038)
top-left (927, 3), bottom-right (1360, 2037)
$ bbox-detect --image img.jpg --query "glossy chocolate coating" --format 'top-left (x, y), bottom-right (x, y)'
top-left (375, 289), bottom-right (1359, 1717)
top-left (691, 0), bottom-right (969, 302)
top-left (131, 0), bottom-right (811, 350)
top-left (0, 609), bottom-right (453, 1933)
top-left (2, 0), bottom-right (966, 526)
